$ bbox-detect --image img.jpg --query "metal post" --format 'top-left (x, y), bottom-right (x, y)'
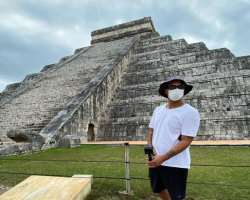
top-left (119, 142), bottom-right (133, 195)
top-left (125, 142), bottom-right (130, 194)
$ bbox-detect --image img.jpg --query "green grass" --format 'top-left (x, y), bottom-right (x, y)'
top-left (0, 145), bottom-right (250, 199)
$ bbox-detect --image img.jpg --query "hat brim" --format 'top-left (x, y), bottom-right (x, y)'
top-left (158, 80), bottom-right (193, 98)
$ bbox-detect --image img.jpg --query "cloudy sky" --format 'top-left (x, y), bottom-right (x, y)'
top-left (0, 0), bottom-right (250, 92)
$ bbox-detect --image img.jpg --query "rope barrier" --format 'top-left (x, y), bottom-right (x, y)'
top-left (1, 158), bottom-right (250, 168)
top-left (0, 158), bottom-right (124, 164)
top-left (0, 171), bottom-right (249, 190)
top-left (130, 176), bottom-right (250, 190)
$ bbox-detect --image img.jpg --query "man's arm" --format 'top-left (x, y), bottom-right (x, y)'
top-left (148, 135), bottom-right (193, 167)
top-left (147, 128), bottom-right (154, 145)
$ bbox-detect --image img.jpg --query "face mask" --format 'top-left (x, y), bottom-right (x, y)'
top-left (168, 89), bottom-right (184, 101)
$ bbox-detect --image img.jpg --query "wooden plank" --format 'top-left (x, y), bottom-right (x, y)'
top-left (0, 175), bottom-right (91, 200)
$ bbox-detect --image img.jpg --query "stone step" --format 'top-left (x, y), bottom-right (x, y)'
top-left (114, 80), bottom-right (250, 101)
top-left (130, 48), bottom-right (235, 69)
top-left (106, 91), bottom-right (249, 114)
top-left (139, 35), bottom-right (173, 47)
top-left (110, 92), bottom-right (249, 109)
top-left (123, 61), bottom-right (249, 86)
top-left (97, 109), bottom-right (249, 139)
top-left (126, 55), bottom-right (241, 75)
top-left (98, 115), bottom-right (249, 132)
top-left (112, 87), bottom-right (250, 104)
top-left (24, 123), bottom-right (50, 130)
top-left (21, 128), bottom-right (43, 134)
top-left (111, 84), bottom-right (250, 116)
top-left (135, 39), bottom-right (188, 54)
top-left (236, 56), bottom-right (250, 69)
top-left (127, 57), bottom-right (217, 73)
top-left (122, 72), bottom-right (250, 89)
top-left (118, 70), bottom-right (250, 96)
top-left (131, 47), bottom-right (234, 66)
top-left (132, 39), bottom-right (189, 60)
top-left (136, 38), bottom-right (208, 54)
top-left (105, 102), bottom-right (248, 119)
top-left (0, 46), bottom-right (92, 107)
top-left (132, 43), bottom-right (228, 59)
top-left (19, 109), bottom-right (64, 133)
top-left (100, 114), bottom-right (250, 130)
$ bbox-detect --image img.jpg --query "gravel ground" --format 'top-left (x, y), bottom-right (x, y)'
top-left (0, 185), bottom-right (10, 195)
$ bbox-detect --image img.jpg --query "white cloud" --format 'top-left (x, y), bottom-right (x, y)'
top-left (240, 0), bottom-right (250, 3)
top-left (114, 19), bottom-right (126, 25)
top-left (177, 33), bottom-right (202, 44)
top-left (179, 0), bottom-right (226, 32)
top-left (176, 33), bottom-right (235, 52)
top-left (0, 13), bottom-right (48, 35)
top-left (0, 78), bottom-right (14, 92)
top-left (0, 12), bottom-right (90, 49)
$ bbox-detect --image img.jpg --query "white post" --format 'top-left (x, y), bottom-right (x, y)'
top-left (125, 142), bottom-right (130, 193)
top-left (119, 142), bottom-right (133, 195)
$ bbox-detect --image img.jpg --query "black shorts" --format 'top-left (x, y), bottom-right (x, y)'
top-left (149, 165), bottom-right (188, 200)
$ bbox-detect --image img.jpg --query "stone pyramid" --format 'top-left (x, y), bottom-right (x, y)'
top-left (0, 17), bottom-right (249, 155)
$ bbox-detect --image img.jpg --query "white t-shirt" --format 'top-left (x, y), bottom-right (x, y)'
top-left (149, 103), bottom-right (200, 169)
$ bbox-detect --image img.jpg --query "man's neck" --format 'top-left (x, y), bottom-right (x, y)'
top-left (167, 99), bottom-right (184, 109)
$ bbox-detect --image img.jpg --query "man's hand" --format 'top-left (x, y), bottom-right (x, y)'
top-left (147, 135), bottom-right (194, 168)
top-left (147, 155), bottom-right (166, 168)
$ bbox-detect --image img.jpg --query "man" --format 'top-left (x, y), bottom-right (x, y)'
top-left (147, 76), bottom-right (200, 200)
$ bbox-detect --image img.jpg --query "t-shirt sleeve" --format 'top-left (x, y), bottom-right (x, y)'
top-left (181, 109), bottom-right (200, 137)
top-left (149, 107), bottom-right (157, 129)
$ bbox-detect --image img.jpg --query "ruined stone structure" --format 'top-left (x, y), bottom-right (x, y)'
top-left (0, 17), bottom-right (249, 155)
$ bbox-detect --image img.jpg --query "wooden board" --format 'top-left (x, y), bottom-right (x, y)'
top-left (0, 175), bottom-right (91, 200)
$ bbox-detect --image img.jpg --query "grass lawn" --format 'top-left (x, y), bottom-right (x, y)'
top-left (0, 145), bottom-right (250, 199)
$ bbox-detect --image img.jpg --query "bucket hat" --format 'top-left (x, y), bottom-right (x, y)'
top-left (159, 76), bottom-right (193, 98)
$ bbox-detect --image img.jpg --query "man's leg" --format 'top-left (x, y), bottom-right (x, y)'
top-left (159, 189), bottom-right (172, 200)
top-left (161, 166), bottom-right (188, 200)
top-left (149, 167), bottom-right (167, 198)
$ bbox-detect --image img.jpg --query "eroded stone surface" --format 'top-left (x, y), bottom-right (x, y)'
top-left (0, 142), bottom-right (32, 155)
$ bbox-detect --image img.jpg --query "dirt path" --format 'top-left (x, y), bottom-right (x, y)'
top-left (82, 140), bottom-right (250, 145)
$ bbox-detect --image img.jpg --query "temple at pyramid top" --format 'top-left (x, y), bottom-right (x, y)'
top-left (91, 17), bottom-right (158, 44)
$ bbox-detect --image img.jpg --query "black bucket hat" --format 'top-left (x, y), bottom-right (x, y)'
top-left (159, 76), bottom-right (193, 98)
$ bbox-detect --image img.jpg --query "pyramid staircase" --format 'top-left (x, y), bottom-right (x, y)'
top-left (97, 33), bottom-right (250, 140)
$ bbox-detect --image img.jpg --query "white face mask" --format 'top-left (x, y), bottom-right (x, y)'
top-left (168, 89), bottom-right (184, 101)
